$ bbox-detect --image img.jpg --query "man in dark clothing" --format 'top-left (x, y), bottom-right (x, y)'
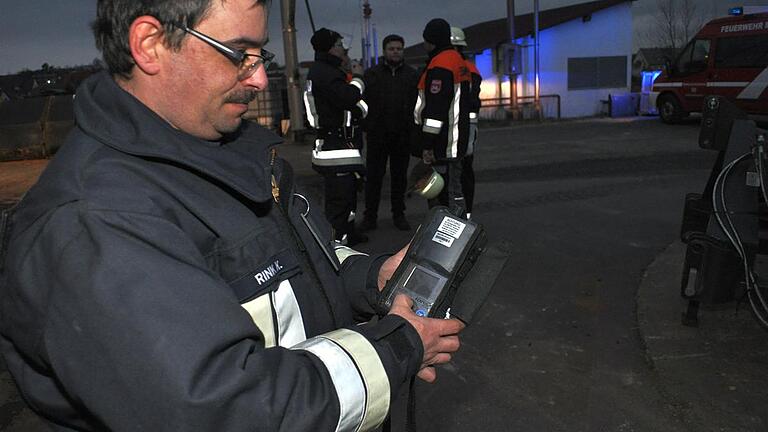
top-left (414, 18), bottom-right (472, 217)
top-left (0, 2), bottom-right (465, 430)
top-left (304, 28), bottom-right (368, 245)
top-left (360, 34), bottom-right (418, 232)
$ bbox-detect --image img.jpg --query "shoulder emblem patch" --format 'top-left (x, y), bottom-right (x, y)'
top-left (430, 79), bottom-right (442, 94)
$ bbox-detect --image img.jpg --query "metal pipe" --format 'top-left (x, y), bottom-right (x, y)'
top-left (372, 24), bottom-right (378, 65)
top-left (506, 0), bottom-right (519, 118)
top-left (534, 0), bottom-right (541, 119)
top-left (304, 0), bottom-right (316, 33)
top-left (362, 0), bottom-right (372, 68)
top-left (281, 0), bottom-right (305, 135)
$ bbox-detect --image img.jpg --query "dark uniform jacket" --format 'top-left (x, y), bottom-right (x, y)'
top-left (465, 57), bottom-right (482, 154)
top-left (414, 47), bottom-right (472, 160)
top-left (362, 60), bottom-right (418, 137)
top-left (0, 72), bottom-right (422, 431)
top-left (466, 59), bottom-right (482, 122)
top-left (304, 52), bottom-right (368, 173)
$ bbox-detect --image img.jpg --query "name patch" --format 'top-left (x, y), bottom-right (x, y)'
top-left (229, 249), bottom-right (301, 302)
top-left (255, 260), bottom-right (284, 285)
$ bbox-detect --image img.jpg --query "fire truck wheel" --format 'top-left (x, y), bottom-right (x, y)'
top-left (658, 94), bottom-right (686, 124)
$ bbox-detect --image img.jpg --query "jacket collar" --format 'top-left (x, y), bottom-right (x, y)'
top-left (314, 52), bottom-right (343, 68)
top-left (384, 59), bottom-right (403, 72)
top-left (428, 45), bottom-right (456, 60)
top-left (73, 71), bottom-right (281, 203)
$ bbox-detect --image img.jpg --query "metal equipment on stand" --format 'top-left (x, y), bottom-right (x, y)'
top-left (679, 95), bottom-right (768, 327)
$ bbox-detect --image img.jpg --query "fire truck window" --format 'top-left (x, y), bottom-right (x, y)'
top-left (677, 39), bottom-right (710, 75)
top-left (715, 35), bottom-right (768, 69)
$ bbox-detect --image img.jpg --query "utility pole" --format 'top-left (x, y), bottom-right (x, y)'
top-left (362, 1), bottom-right (372, 68)
top-left (506, 0), bottom-right (520, 119)
top-left (534, 0), bottom-right (542, 120)
top-left (372, 24), bottom-right (378, 66)
top-left (281, 0), bottom-right (305, 139)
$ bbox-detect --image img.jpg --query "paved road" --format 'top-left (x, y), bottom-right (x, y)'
top-left (3, 117), bottom-right (765, 431)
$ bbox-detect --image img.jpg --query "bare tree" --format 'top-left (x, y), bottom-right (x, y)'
top-left (641, 0), bottom-right (712, 49)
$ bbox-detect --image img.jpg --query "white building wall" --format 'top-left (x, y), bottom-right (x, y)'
top-left (525, 2), bottom-right (633, 118)
top-left (475, 2), bottom-right (633, 119)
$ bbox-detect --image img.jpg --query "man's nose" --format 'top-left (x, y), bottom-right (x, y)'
top-left (243, 65), bottom-right (269, 91)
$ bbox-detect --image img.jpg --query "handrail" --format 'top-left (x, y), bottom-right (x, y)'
top-left (480, 94), bottom-right (561, 119)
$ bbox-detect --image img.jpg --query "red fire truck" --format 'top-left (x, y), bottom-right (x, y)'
top-left (652, 8), bottom-right (768, 124)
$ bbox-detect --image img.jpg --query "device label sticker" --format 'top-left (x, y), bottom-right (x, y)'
top-left (432, 231), bottom-right (455, 247)
top-left (438, 217), bottom-right (466, 239)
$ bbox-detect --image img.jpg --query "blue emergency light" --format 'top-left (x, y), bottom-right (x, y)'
top-left (729, 7), bottom-right (743, 16)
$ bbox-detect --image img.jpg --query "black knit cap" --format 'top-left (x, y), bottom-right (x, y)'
top-left (311, 27), bottom-right (342, 52)
top-left (422, 18), bottom-right (451, 48)
top-left (382, 34), bottom-right (404, 50)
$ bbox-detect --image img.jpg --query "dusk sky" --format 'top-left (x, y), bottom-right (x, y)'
top-left (0, 0), bottom-right (762, 75)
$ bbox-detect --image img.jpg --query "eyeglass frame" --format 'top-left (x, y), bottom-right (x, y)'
top-left (172, 23), bottom-right (274, 80)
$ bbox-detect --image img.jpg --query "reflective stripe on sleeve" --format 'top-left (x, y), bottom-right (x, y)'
top-left (273, 281), bottom-right (306, 347)
top-left (241, 281), bottom-right (307, 348)
top-left (448, 84), bottom-right (461, 159)
top-left (312, 148), bottom-right (364, 167)
top-left (293, 336), bottom-right (366, 431)
top-left (357, 99), bottom-right (369, 118)
top-left (422, 118), bottom-right (443, 135)
top-left (292, 329), bottom-right (390, 432)
top-left (333, 244), bottom-right (368, 264)
top-left (241, 294), bottom-right (277, 348)
top-left (350, 77), bottom-right (365, 93)
top-left (303, 80), bottom-right (320, 129)
top-left (413, 90), bottom-right (425, 125)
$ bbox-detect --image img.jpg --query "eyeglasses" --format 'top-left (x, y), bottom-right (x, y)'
top-left (176, 25), bottom-right (274, 80)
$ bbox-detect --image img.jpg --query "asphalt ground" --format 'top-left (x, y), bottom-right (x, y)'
top-left (1, 117), bottom-right (767, 431)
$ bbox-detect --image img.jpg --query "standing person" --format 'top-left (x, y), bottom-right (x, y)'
top-left (451, 26), bottom-right (482, 219)
top-left (360, 34), bottom-right (418, 232)
top-left (414, 18), bottom-right (472, 216)
top-left (0, 1), bottom-right (466, 430)
top-left (304, 28), bottom-right (368, 245)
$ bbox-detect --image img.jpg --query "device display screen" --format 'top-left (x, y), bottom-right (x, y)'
top-left (403, 265), bottom-right (446, 302)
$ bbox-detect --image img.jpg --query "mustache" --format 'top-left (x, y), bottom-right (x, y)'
top-left (225, 90), bottom-right (257, 104)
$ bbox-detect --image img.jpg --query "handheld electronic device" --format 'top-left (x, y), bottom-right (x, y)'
top-left (378, 207), bottom-right (487, 319)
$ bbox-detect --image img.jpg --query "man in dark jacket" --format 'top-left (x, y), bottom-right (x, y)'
top-left (360, 34), bottom-right (418, 232)
top-left (0, 1), bottom-right (465, 430)
top-left (304, 28), bottom-right (368, 246)
top-left (414, 18), bottom-right (472, 216)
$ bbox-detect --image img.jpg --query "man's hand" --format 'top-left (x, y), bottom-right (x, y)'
top-left (422, 149), bottom-right (435, 165)
top-left (350, 60), bottom-right (364, 76)
top-left (388, 294), bottom-right (465, 383)
top-left (377, 243), bottom-right (409, 292)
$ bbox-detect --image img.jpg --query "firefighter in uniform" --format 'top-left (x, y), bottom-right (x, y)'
top-left (414, 18), bottom-right (472, 216)
top-left (0, 2), bottom-right (466, 430)
top-left (304, 28), bottom-right (368, 245)
top-left (451, 26), bottom-right (482, 219)
top-left (361, 34), bottom-right (419, 232)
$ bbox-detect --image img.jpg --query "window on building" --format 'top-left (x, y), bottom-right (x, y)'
top-left (715, 35), bottom-right (768, 69)
top-left (568, 56), bottom-right (627, 90)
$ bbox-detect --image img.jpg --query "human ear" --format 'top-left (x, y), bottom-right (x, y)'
top-left (128, 16), bottom-right (166, 76)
